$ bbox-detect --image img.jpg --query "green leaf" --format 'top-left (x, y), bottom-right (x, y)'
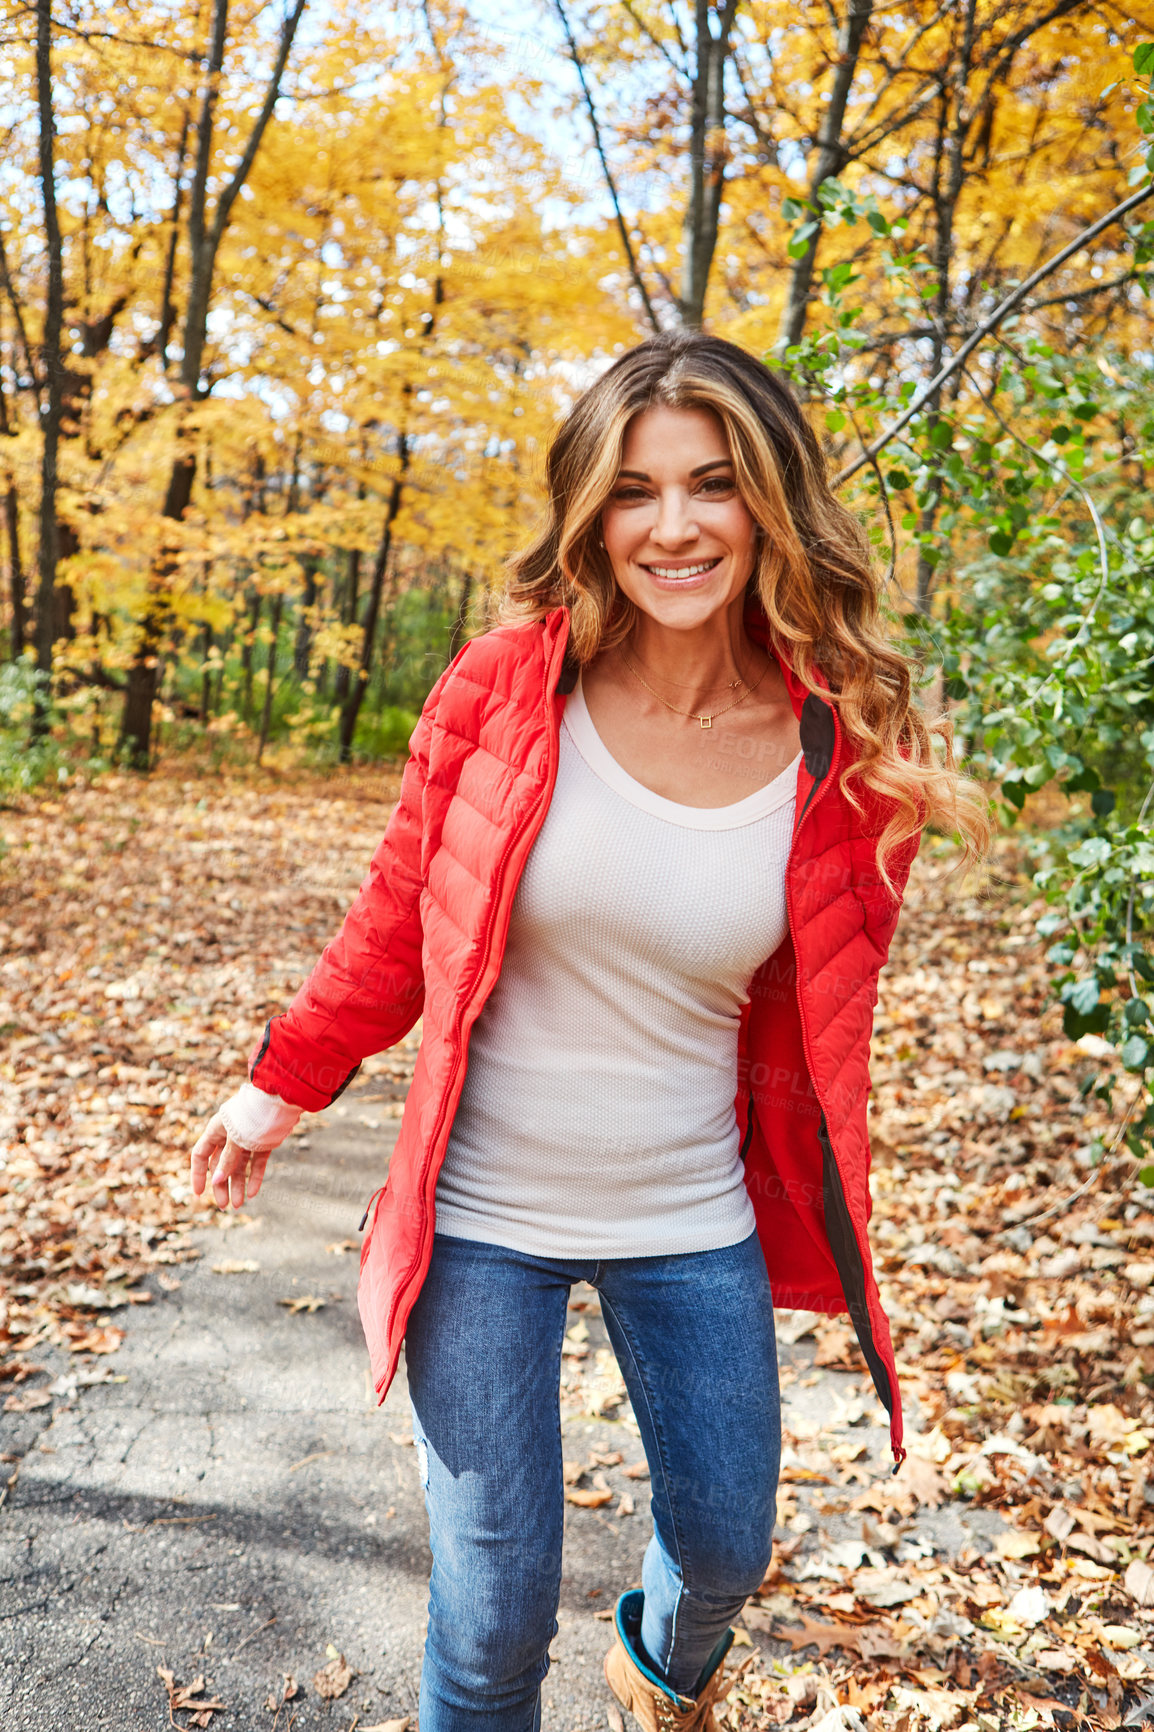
top-left (1125, 998), bottom-right (1151, 1027)
top-left (1091, 788), bottom-right (1117, 816)
top-left (1065, 976), bottom-right (1101, 1016)
top-left (1122, 1035), bottom-right (1151, 1070)
top-left (989, 531), bottom-right (1013, 556)
top-left (1063, 1000), bottom-right (1111, 1039)
top-left (1070, 400), bottom-right (1099, 422)
top-left (867, 211), bottom-right (890, 235)
top-left (1001, 778), bottom-right (1028, 810)
top-left (781, 197), bottom-right (804, 221)
top-left (825, 410), bottom-right (847, 432)
top-left (929, 420), bottom-right (954, 450)
top-left (1139, 1165), bottom-right (1154, 1189)
top-left (1069, 837), bottom-right (1112, 867)
top-left (1134, 42), bottom-right (1154, 73)
top-left (1064, 764), bottom-right (1100, 793)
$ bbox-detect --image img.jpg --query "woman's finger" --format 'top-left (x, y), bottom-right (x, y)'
top-left (191, 1114), bottom-right (227, 1197)
top-left (246, 1147), bottom-right (272, 1201)
top-left (211, 1136), bottom-right (251, 1210)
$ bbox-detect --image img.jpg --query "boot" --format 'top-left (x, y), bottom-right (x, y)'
top-left (603, 1589), bottom-right (733, 1731)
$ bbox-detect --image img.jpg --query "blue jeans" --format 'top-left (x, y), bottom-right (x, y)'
top-left (404, 1231), bottom-right (781, 1732)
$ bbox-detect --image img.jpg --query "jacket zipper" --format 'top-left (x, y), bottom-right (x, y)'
top-left (376, 648), bottom-right (567, 1369)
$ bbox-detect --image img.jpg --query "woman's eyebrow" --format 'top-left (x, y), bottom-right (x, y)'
top-left (615, 458), bottom-right (734, 481)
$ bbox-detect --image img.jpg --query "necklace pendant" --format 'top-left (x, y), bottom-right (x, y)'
top-left (699, 714), bottom-right (712, 729)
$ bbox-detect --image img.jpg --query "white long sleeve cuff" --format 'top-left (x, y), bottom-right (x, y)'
top-left (218, 1082), bottom-right (302, 1151)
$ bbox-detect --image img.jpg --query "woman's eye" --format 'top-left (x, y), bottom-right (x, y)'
top-left (612, 486), bottom-right (648, 503)
top-left (698, 477), bottom-right (735, 495)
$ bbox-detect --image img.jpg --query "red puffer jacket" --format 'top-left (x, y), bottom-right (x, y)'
top-left (251, 605), bottom-right (917, 1465)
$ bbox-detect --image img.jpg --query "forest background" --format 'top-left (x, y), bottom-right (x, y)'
top-left (0, 0), bottom-right (1153, 1165)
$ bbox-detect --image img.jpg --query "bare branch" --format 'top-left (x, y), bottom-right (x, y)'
top-left (553, 0), bottom-right (660, 331)
top-left (833, 181), bottom-right (1154, 486)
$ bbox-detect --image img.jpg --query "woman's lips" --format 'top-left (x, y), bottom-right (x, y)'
top-left (638, 556), bottom-right (723, 589)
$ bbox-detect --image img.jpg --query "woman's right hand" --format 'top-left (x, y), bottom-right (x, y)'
top-left (190, 1084), bottom-right (303, 1210)
top-left (190, 1115), bottom-right (273, 1210)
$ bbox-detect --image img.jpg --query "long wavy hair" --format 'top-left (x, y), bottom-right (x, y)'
top-left (500, 330), bottom-right (988, 882)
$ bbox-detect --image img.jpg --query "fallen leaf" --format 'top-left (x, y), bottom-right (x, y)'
top-left (773, 1614), bottom-right (860, 1657)
top-left (809, 1707), bottom-right (866, 1732)
top-left (814, 1325), bottom-right (859, 1368)
top-left (616, 1493), bottom-right (634, 1517)
top-left (995, 1530), bottom-right (1041, 1559)
top-left (358, 1721), bottom-right (410, 1731)
top-left (622, 1461), bottom-right (650, 1480)
top-left (156, 1666), bottom-right (228, 1720)
top-left (1007, 1584), bottom-right (1049, 1627)
top-left (1125, 1559), bottom-right (1154, 1606)
top-left (211, 1259), bottom-right (260, 1275)
top-left (1100, 1624), bottom-right (1142, 1650)
top-left (68, 1326), bottom-right (124, 1354)
top-left (3, 1387), bottom-right (51, 1412)
top-left (324, 1240), bottom-right (359, 1255)
top-left (1045, 1505), bottom-right (1078, 1542)
top-left (278, 1295), bottom-right (325, 1314)
top-left (565, 1485), bottom-right (613, 1508)
top-left (313, 1652), bottom-right (353, 1700)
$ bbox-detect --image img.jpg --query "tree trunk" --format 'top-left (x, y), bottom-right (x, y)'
top-left (339, 444), bottom-right (408, 763)
top-left (118, 0), bottom-right (307, 767)
top-left (256, 591), bottom-right (283, 764)
top-left (293, 560), bottom-right (320, 679)
top-left (3, 483), bottom-right (21, 659)
top-left (32, 0), bottom-right (65, 738)
top-left (0, 312), bottom-right (24, 660)
top-left (200, 623), bottom-right (213, 723)
top-left (915, 0), bottom-right (977, 616)
top-left (334, 541), bottom-right (361, 703)
top-left (241, 589), bottom-right (262, 718)
top-left (679, 0), bottom-right (740, 328)
top-left (777, 0), bottom-right (874, 352)
top-left (155, 111), bottom-right (190, 372)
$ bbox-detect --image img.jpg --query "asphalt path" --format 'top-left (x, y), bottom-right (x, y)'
top-left (1, 1102), bottom-right (667, 1730)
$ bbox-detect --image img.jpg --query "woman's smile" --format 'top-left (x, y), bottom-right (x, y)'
top-left (637, 555), bottom-right (723, 587)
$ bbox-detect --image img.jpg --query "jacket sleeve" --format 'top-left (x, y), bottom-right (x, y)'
top-left (248, 670), bottom-right (448, 1112)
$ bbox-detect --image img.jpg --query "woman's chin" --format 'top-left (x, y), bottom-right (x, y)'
top-left (628, 577), bottom-right (738, 629)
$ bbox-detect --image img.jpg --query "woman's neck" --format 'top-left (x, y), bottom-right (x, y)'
top-left (623, 600), bottom-right (766, 709)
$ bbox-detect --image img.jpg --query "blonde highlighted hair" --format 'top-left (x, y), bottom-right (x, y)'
top-left (501, 331), bottom-right (989, 882)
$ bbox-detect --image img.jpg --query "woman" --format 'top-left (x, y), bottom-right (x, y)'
top-left (191, 332), bottom-right (983, 1732)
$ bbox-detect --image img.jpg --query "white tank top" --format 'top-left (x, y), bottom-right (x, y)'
top-left (435, 679), bottom-right (800, 1259)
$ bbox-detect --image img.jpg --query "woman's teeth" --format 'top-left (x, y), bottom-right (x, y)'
top-left (644, 559), bottom-right (720, 578)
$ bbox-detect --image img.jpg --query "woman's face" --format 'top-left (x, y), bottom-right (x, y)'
top-left (600, 404), bottom-right (758, 635)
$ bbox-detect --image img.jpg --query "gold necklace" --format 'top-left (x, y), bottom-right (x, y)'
top-left (620, 648), bottom-right (771, 729)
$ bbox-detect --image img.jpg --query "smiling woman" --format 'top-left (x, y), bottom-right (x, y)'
top-left (192, 331), bottom-right (989, 1732)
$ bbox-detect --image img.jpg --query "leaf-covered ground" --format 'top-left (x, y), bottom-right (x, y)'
top-left (2, 776), bottom-right (1152, 1732)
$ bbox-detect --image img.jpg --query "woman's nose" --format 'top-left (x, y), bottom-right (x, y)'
top-left (651, 488), bottom-right (698, 547)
